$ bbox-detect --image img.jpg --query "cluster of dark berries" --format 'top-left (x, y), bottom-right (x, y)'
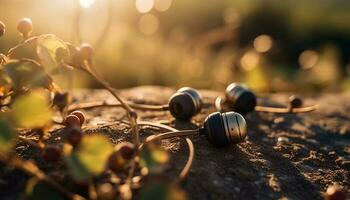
top-left (64, 111), bottom-right (85, 147)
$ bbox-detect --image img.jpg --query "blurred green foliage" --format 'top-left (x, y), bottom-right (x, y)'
top-left (0, 0), bottom-right (350, 93)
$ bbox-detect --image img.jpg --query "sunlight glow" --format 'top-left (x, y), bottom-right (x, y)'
top-left (136, 0), bottom-right (154, 13)
top-left (78, 0), bottom-right (95, 8)
top-left (138, 14), bottom-right (159, 35)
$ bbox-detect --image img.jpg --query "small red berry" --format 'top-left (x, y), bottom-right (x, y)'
top-left (64, 114), bottom-right (81, 128)
top-left (289, 95), bottom-right (303, 108)
top-left (117, 142), bottom-right (136, 160)
top-left (17, 17), bottom-right (33, 37)
top-left (78, 43), bottom-right (94, 61)
top-left (66, 127), bottom-right (83, 147)
top-left (0, 21), bottom-right (5, 37)
top-left (42, 145), bottom-right (62, 163)
top-left (71, 111), bottom-right (85, 126)
top-left (325, 184), bottom-right (346, 200)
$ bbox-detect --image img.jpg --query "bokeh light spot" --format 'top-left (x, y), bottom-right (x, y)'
top-left (78, 0), bottom-right (95, 8)
top-left (138, 14), bottom-right (159, 35)
top-left (254, 34), bottom-right (273, 53)
top-left (299, 50), bottom-right (319, 69)
top-left (136, 0), bottom-right (154, 13)
top-left (223, 8), bottom-right (241, 28)
top-left (240, 50), bottom-right (260, 71)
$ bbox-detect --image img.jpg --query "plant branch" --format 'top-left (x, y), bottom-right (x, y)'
top-left (80, 62), bottom-right (139, 144)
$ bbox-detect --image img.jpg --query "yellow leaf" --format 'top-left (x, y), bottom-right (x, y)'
top-left (12, 89), bottom-right (52, 128)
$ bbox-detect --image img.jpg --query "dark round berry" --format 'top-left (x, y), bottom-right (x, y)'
top-left (71, 111), bottom-right (85, 126)
top-left (53, 92), bottom-right (69, 111)
top-left (117, 142), bottom-right (136, 160)
top-left (79, 43), bottom-right (94, 61)
top-left (66, 127), bottom-right (83, 147)
top-left (0, 21), bottom-right (5, 37)
top-left (289, 95), bottom-right (303, 108)
top-left (64, 114), bottom-right (81, 128)
top-left (42, 145), bottom-right (61, 163)
top-left (17, 17), bottom-right (33, 36)
top-left (325, 185), bottom-right (346, 200)
top-left (108, 152), bottom-right (126, 173)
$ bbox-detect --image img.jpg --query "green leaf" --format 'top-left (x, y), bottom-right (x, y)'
top-left (140, 142), bottom-right (169, 172)
top-left (65, 153), bottom-right (91, 181)
top-left (11, 89), bottom-right (52, 128)
top-left (65, 135), bottom-right (113, 181)
top-left (139, 183), bottom-right (187, 200)
top-left (0, 118), bottom-right (15, 153)
top-left (37, 34), bottom-right (70, 69)
top-left (25, 178), bottom-right (65, 200)
top-left (4, 60), bottom-right (52, 91)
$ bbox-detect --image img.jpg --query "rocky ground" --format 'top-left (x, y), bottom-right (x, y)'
top-left (0, 86), bottom-right (349, 199)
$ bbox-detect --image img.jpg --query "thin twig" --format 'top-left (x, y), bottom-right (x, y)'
top-left (80, 62), bottom-right (139, 146)
top-left (68, 101), bottom-right (168, 112)
top-left (17, 135), bottom-right (42, 149)
top-left (255, 104), bottom-right (319, 113)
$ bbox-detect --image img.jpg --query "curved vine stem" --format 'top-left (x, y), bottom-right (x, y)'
top-left (68, 101), bottom-right (169, 112)
top-left (137, 121), bottom-right (196, 183)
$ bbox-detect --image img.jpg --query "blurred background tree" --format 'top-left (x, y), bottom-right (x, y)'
top-left (0, 0), bottom-right (350, 93)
